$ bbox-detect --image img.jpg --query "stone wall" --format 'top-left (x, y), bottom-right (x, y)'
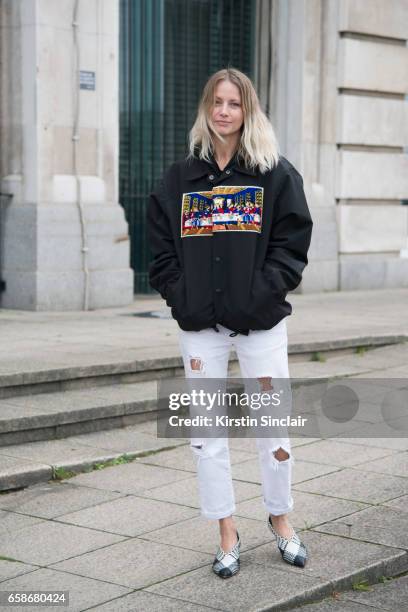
top-left (0, 0), bottom-right (133, 310)
top-left (336, 0), bottom-right (408, 290)
top-left (262, 0), bottom-right (408, 292)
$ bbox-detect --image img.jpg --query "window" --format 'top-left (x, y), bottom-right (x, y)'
top-left (120, 0), bottom-right (255, 292)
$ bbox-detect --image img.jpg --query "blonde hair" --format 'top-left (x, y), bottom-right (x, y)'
top-left (188, 68), bottom-right (280, 174)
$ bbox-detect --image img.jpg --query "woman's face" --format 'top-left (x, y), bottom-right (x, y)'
top-left (211, 80), bottom-right (244, 139)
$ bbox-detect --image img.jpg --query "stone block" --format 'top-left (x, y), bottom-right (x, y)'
top-left (339, 0), bottom-right (408, 41)
top-left (301, 260), bottom-right (339, 293)
top-left (336, 151), bottom-right (408, 200)
top-left (308, 206), bottom-right (339, 260)
top-left (52, 176), bottom-right (106, 204)
top-left (337, 205), bottom-right (407, 253)
top-left (338, 38), bottom-right (408, 94)
top-left (340, 253), bottom-right (408, 290)
top-left (51, 128), bottom-right (98, 176)
top-left (338, 94), bottom-right (408, 147)
top-left (0, 272), bottom-right (37, 310)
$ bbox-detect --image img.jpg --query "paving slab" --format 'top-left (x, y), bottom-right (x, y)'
top-left (0, 559), bottom-right (38, 584)
top-left (57, 494), bottom-right (199, 537)
top-left (0, 567), bottom-right (131, 611)
top-left (139, 474), bottom-right (261, 508)
top-left (0, 481), bottom-right (123, 519)
top-left (382, 494), bottom-right (408, 512)
top-left (140, 514), bottom-right (270, 554)
top-left (291, 439), bottom-right (396, 468)
top-left (90, 590), bottom-right (219, 611)
top-left (235, 490), bottom-right (368, 529)
top-left (0, 510), bottom-right (43, 535)
top-left (64, 427), bottom-right (182, 454)
top-left (313, 504), bottom-right (408, 550)
top-left (1, 289), bottom-right (407, 377)
top-left (291, 573), bottom-right (408, 611)
top-left (353, 450), bottom-right (408, 478)
top-left (50, 538), bottom-right (213, 590)
top-left (244, 530), bottom-right (407, 587)
top-left (68, 460), bottom-right (193, 495)
top-left (0, 520), bottom-right (125, 566)
top-left (145, 561), bottom-right (328, 612)
top-left (335, 437), bottom-right (408, 451)
top-left (294, 468), bottom-right (408, 504)
top-left (292, 461), bottom-right (341, 484)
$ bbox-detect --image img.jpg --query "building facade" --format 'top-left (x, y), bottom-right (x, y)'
top-left (0, 0), bottom-right (407, 310)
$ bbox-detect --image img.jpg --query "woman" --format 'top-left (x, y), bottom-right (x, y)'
top-left (147, 68), bottom-right (313, 579)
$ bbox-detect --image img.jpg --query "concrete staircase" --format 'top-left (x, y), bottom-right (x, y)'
top-left (0, 333), bottom-right (405, 491)
top-left (1, 333), bottom-right (404, 446)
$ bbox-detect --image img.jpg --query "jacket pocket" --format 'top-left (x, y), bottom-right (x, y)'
top-left (166, 273), bottom-right (186, 314)
top-left (245, 268), bottom-right (287, 328)
top-left (251, 269), bottom-right (285, 307)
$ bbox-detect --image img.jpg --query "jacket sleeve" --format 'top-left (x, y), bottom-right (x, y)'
top-left (262, 169), bottom-right (313, 293)
top-left (147, 179), bottom-right (181, 300)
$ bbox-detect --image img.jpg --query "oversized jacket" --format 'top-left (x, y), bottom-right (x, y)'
top-left (147, 152), bottom-right (313, 335)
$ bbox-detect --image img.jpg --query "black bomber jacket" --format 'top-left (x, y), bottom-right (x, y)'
top-left (147, 152), bottom-right (313, 335)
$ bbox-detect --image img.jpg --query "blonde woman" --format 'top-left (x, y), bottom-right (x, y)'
top-left (147, 68), bottom-right (313, 578)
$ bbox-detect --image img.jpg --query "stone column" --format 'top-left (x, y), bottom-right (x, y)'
top-left (256, 0), bottom-right (339, 293)
top-left (0, 0), bottom-right (133, 310)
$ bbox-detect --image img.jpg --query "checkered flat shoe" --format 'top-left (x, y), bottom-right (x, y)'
top-left (212, 531), bottom-right (241, 579)
top-left (267, 516), bottom-right (308, 567)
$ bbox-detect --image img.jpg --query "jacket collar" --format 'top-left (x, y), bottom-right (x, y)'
top-left (185, 152), bottom-right (257, 180)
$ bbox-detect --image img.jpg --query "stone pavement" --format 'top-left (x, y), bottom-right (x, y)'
top-left (290, 572), bottom-right (408, 610)
top-left (0, 288), bottom-right (407, 610)
top-left (1, 288), bottom-right (408, 376)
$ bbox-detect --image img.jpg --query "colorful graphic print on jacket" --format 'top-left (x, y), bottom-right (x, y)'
top-left (181, 185), bottom-right (264, 237)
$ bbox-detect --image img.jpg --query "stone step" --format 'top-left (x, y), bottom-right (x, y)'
top-left (0, 334), bottom-right (404, 400)
top-left (2, 339), bottom-right (407, 450)
top-left (0, 420), bottom-right (186, 492)
top-left (0, 381), bottom-right (161, 448)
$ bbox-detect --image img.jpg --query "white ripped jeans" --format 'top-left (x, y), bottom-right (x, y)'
top-left (177, 318), bottom-right (294, 520)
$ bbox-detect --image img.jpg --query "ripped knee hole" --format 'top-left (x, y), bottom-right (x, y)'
top-left (273, 447), bottom-right (290, 462)
top-left (190, 357), bottom-right (204, 372)
top-left (258, 376), bottom-right (274, 391)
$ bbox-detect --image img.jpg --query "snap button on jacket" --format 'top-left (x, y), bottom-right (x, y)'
top-left (147, 154), bottom-right (313, 335)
